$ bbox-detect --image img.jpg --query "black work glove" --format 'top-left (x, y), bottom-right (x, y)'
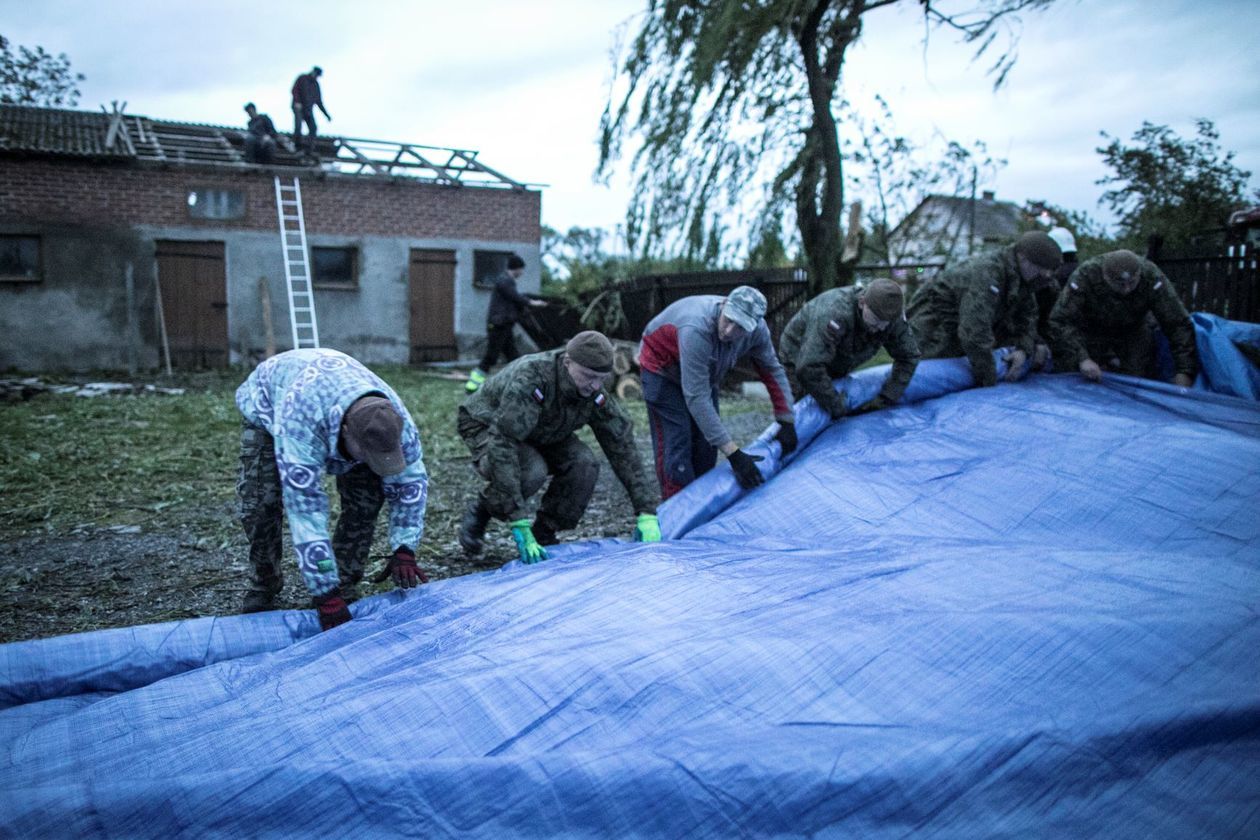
top-left (774, 423), bottom-right (798, 455)
top-left (371, 546), bottom-right (428, 589)
top-left (826, 394), bottom-right (849, 421)
top-left (852, 394), bottom-right (893, 415)
top-left (313, 589), bottom-right (352, 632)
top-left (728, 449), bottom-right (765, 490)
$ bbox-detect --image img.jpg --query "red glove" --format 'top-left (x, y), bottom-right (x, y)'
top-left (313, 590), bottom-right (351, 632)
top-left (371, 547), bottom-right (428, 589)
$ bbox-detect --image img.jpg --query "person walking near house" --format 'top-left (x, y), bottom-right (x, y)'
top-left (638, 286), bottom-right (797, 500)
top-left (456, 331), bottom-right (660, 564)
top-left (778, 279), bottom-right (921, 420)
top-left (465, 254), bottom-right (546, 394)
top-left (235, 348), bottom-right (429, 631)
top-left (907, 230), bottom-right (1063, 387)
top-left (291, 66), bottom-right (330, 156)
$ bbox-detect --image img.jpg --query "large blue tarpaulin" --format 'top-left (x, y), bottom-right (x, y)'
top-left (2, 316), bottom-right (1258, 837)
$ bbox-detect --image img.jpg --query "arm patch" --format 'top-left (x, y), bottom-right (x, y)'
top-left (989, 285), bottom-right (1000, 295)
top-left (594, 393), bottom-right (606, 408)
top-left (532, 388), bottom-right (545, 403)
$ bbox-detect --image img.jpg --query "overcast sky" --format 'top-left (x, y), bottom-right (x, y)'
top-left (4, 0), bottom-right (1258, 245)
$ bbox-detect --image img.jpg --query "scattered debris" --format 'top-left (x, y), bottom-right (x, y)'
top-left (0, 378), bottom-right (185, 401)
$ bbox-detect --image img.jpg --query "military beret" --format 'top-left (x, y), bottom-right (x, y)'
top-left (861, 279), bottom-right (905, 321)
top-left (1102, 249), bottom-right (1142, 284)
top-left (565, 330), bottom-right (614, 373)
top-left (1016, 231), bottom-right (1064, 270)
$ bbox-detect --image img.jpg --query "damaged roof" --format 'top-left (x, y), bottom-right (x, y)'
top-left (0, 103), bottom-right (526, 188)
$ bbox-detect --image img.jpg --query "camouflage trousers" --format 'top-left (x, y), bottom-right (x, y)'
top-left (457, 411), bottom-right (598, 531)
top-left (236, 422), bottom-right (384, 597)
top-left (1053, 317), bottom-right (1157, 378)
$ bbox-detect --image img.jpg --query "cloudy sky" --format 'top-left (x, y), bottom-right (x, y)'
top-left (4, 0), bottom-right (1258, 245)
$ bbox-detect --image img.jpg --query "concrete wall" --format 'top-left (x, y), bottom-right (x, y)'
top-left (0, 157), bottom-right (541, 372)
top-left (0, 222), bottom-right (159, 371)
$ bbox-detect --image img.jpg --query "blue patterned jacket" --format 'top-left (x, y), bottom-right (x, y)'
top-left (235, 349), bottom-right (428, 596)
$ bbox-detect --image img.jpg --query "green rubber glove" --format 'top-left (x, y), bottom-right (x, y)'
top-left (510, 519), bottom-right (549, 564)
top-left (633, 513), bottom-right (661, 542)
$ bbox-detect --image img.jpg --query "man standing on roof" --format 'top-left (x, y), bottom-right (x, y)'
top-left (456, 331), bottom-right (660, 564)
top-left (465, 254), bottom-right (547, 394)
top-left (291, 66), bottom-right (330, 156)
top-left (907, 230), bottom-right (1063, 387)
top-left (639, 286), bottom-right (797, 499)
top-left (243, 102), bottom-right (278, 165)
top-left (236, 348), bottom-right (429, 631)
top-left (778, 279), bottom-right (921, 420)
top-left (1048, 249), bottom-right (1197, 386)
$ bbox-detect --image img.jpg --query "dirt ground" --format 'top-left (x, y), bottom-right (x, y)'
top-left (0, 407), bottom-right (772, 644)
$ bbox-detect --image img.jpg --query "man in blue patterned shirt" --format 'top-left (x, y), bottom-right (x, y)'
top-left (235, 349), bottom-right (429, 631)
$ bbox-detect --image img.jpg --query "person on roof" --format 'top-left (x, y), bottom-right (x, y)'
top-left (907, 230), bottom-right (1063, 387)
top-left (1049, 249), bottom-right (1197, 387)
top-left (456, 331), bottom-right (660, 564)
top-left (242, 102), bottom-right (278, 165)
top-left (778, 279), bottom-right (921, 420)
top-left (465, 254), bottom-right (547, 394)
top-left (290, 66), bottom-right (330, 156)
top-left (638, 286), bottom-right (797, 499)
top-left (235, 349), bottom-right (429, 631)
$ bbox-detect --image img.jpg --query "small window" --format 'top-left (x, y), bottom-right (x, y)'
top-left (187, 189), bottom-right (246, 220)
top-left (0, 235), bottom-right (41, 282)
top-left (311, 246), bottom-right (358, 289)
top-left (473, 250), bottom-right (514, 289)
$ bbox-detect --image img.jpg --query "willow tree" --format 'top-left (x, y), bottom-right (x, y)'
top-left (598, 0), bottom-right (1053, 294)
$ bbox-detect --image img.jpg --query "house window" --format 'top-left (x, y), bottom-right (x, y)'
top-left (187, 189), bottom-right (246, 220)
top-left (0, 235), bottom-right (41, 282)
top-left (311, 246), bottom-right (358, 289)
top-left (473, 250), bottom-right (515, 289)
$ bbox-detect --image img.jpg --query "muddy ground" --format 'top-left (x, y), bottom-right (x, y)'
top-left (0, 410), bottom-right (772, 644)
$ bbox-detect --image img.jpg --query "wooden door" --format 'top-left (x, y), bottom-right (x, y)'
top-left (408, 248), bottom-right (457, 362)
top-left (155, 240), bottom-right (228, 368)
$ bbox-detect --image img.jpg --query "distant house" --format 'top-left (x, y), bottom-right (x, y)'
top-left (882, 191), bottom-right (1027, 272)
top-left (0, 103), bottom-right (541, 371)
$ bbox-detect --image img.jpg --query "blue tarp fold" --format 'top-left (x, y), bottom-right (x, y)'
top-left (1, 317), bottom-right (1258, 837)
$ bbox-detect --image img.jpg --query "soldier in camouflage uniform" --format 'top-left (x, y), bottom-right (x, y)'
top-left (779, 279), bottom-right (920, 419)
top-left (907, 230), bottom-right (1063, 387)
top-left (1049, 249), bottom-right (1197, 386)
top-left (236, 349), bottom-right (429, 631)
top-left (457, 331), bottom-right (660, 565)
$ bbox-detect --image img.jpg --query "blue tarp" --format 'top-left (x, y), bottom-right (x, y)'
top-left (2, 318), bottom-right (1259, 837)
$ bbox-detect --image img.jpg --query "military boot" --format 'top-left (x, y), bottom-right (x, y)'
top-left (531, 517), bottom-right (560, 547)
top-left (458, 498), bottom-right (493, 557)
top-left (241, 589), bottom-right (277, 614)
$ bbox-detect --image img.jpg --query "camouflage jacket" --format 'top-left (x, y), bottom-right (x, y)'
top-left (461, 348), bottom-right (658, 519)
top-left (907, 245), bottom-right (1038, 386)
top-left (779, 286), bottom-right (921, 416)
top-left (1048, 255), bottom-right (1197, 376)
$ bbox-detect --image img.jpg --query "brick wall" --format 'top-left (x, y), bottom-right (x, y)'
top-left (0, 157), bottom-right (540, 242)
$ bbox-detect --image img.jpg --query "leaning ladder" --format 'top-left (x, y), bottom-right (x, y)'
top-left (273, 176), bottom-right (320, 349)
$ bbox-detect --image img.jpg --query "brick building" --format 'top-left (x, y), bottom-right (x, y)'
top-left (0, 103), bottom-right (542, 371)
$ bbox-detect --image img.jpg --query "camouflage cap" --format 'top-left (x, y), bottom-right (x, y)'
top-left (1015, 230), bottom-right (1064, 270)
top-left (342, 396), bottom-right (406, 476)
top-left (861, 279), bottom-right (905, 321)
top-left (722, 286), bottom-right (767, 332)
top-left (565, 330), bottom-right (614, 373)
top-left (1102, 249), bottom-right (1142, 284)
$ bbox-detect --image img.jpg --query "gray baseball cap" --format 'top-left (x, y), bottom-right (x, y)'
top-left (722, 286), bottom-right (767, 332)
